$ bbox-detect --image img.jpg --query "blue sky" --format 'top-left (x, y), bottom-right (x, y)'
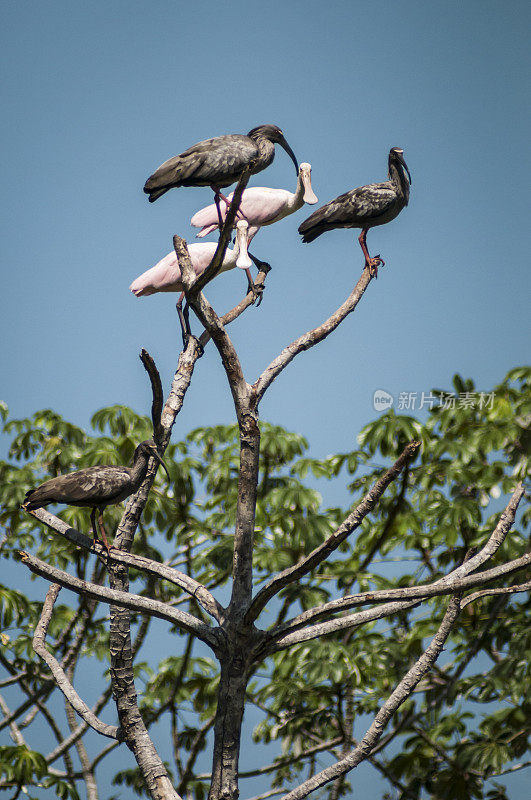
top-left (1, 0), bottom-right (530, 796)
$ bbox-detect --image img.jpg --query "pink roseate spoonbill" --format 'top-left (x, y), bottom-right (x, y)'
top-left (299, 148), bottom-right (411, 277)
top-left (190, 162), bottom-right (318, 238)
top-left (130, 221), bottom-right (256, 346)
top-left (143, 125), bottom-right (299, 219)
top-left (23, 441), bottom-right (169, 552)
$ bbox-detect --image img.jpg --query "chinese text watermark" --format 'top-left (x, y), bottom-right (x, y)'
top-left (372, 390), bottom-right (495, 413)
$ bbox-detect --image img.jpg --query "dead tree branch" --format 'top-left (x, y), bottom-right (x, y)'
top-left (251, 266), bottom-right (374, 404)
top-left (140, 348), bottom-right (164, 444)
top-left (246, 440), bottom-right (421, 624)
top-left (20, 552), bottom-right (220, 649)
top-left (33, 584), bottom-right (120, 741)
top-left (279, 596), bottom-right (462, 800)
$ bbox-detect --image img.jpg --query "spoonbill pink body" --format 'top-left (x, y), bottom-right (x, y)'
top-left (129, 220), bottom-right (253, 298)
top-left (191, 163), bottom-right (317, 238)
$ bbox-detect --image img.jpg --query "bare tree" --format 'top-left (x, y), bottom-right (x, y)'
top-left (12, 184), bottom-right (530, 800)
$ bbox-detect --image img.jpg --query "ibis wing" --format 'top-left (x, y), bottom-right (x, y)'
top-left (144, 153), bottom-right (202, 192)
top-left (340, 183), bottom-right (397, 223)
top-left (304, 183), bottom-right (394, 227)
top-left (299, 182), bottom-right (396, 241)
top-left (182, 135), bottom-right (258, 185)
top-left (25, 466), bottom-right (131, 508)
top-left (144, 134), bottom-right (258, 192)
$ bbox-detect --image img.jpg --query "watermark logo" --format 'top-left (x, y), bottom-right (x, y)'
top-left (372, 390), bottom-right (495, 413)
top-left (373, 389), bottom-right (394, 412)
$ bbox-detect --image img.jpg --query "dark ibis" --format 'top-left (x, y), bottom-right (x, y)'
top-left (143, 125), bottom-right (299, 213)
top-left (23, 441), bottom-right (169, 551)
top-left (298, 148), bottom-right (411, 276)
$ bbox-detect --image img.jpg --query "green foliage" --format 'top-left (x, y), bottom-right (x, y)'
top-left (0, 367), bottom-right (529, 798)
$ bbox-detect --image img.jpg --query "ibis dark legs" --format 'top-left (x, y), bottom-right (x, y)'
top-left (97, 509), bottom-right (112, 552)
top-left (90, 507), bottom-right (111, 552)
top-left (248, 252), bottom-right (271, 275)
top-left (358, 228), bottom-right (385, 277)
top-left (213, 192), bottom-right (225, 229)
top-left (210, 184), bottom-right (246, 227)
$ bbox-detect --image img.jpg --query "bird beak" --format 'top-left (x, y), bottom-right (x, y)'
top-left (301, 166), bottom-right (318, 204)
top-left (152, 449), bottom-right (170, 480)
top-left (235, 221), bottom-right (252, 269)
top-left (397, 152), bottom-right (412, 185)
top-left (278, 135), bottom-right (299, 176)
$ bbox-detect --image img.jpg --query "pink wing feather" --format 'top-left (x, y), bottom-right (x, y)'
top-left (130, 243), bottom-right (217, 296)
top-left (191, 188), bottom-right (291, 236)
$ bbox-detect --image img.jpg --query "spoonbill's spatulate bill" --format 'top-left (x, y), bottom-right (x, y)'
top-left (130, 221), bottom-right (255, 347)
top-left (299, 148), bottom-right (411, 276)
top-left (191, 163), bottom-right (318, 238)
top-left (143, 124), bottom-right (299, 204)
top-left (23, 441), bottom-right (169, 551)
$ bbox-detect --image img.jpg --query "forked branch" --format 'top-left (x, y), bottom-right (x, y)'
top-left (252, 264), bottom-right (374, 404)
top-left (271, 485), bottom-right (526, 635)
top-left (246, 440), bottom-right (420, 624)
top-left (279, 596), bottom-right (462, 800)
top-left (20, 552), bottom-right (220, 650)
top-left (21, 508), bottom-right (223, 621)
top-left (33, 584), bottom-right (120, 741)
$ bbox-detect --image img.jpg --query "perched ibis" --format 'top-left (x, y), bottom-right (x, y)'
top-left (23, 440), bottom-right (169, 551)
top-left (190, 162), bottom-right (318, 238)
top-left (298, 148), bottom-right (411, 276)
top-left (130, 221), bottom-right (257, 345)
top-left (143, 125), bottom-right (299, 213)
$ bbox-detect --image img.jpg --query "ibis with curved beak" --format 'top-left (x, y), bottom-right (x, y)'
top-left (143, 124), bottom-right (299, 215)
top-left (23, 440), bottom-right (169, 551)
top-left (299, 148), bottom-right (411, 276)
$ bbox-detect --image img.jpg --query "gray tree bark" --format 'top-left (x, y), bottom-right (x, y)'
top-left (19, 191), bottom-right (529, 800)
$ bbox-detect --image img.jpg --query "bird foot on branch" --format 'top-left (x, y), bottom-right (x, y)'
top-left (183, 334), bottom-right (205, 357)
top-left (366, 255), bottom-right (385, 278)
top-left (91, 532), bottom-right (114, 555)
top-left (248, 282), bottom-right (265, 306)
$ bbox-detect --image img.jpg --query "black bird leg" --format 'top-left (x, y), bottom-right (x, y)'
top-left (176, 292), bottom-right (192, 349)
top-left (358, 229), bottom-right (385, 278)
top-left (176, 293), bottom-right (203, 355)
top-left (247, 251), bottom-right (271, 307)
top-left (242, 267), bottom-right (262, 306)
top-left (248, 251), bottom-right (272, 274)
top-left (213, 192), bottom-right (224, 229)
